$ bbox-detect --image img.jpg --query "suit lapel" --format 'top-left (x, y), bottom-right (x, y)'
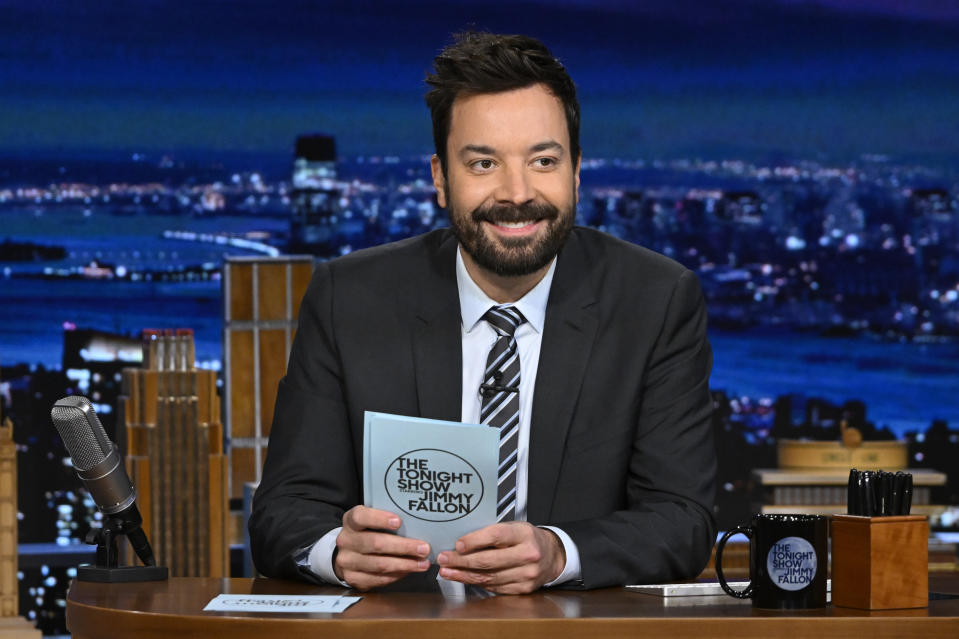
top-left (527, 232), bottom-right (599, 523)
top-left (411, 233), bottom-right (463, 422)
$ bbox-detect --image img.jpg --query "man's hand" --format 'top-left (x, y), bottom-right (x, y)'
top-left (436, 522), bottom-right (565, 594)
top-left (334, 505), bottom-right (431, 590)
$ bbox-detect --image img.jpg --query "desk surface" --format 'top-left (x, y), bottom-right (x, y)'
top-left (67, 574), bottom-right (959, 639)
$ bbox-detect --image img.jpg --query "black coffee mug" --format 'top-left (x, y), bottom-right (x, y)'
top-left (715, 513), bottom-right (828, 609)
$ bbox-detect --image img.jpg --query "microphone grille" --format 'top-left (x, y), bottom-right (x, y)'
top-left (50, 396), bottom-right (112, 472)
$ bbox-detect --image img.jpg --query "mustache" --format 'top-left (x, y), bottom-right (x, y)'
top-left (471, 201), bottom-right (559, 224)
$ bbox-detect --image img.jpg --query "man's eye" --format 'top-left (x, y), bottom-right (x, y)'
top-left (534, 157), bottom-right (556, 168)
top-left (472, 159), bottom-right (494, 170)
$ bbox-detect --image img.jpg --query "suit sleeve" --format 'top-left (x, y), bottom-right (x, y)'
top-left (560, 268), bottom-right (717, 588)
top-left (248, 261), bottom-right (359, 583)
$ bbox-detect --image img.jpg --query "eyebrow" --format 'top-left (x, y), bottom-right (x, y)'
top-left (458, 140), bottom-right (565, 158)
top-left (459, 144), bottom-right (496, 158)
top-left (530, 140), bottom-right (564, 154)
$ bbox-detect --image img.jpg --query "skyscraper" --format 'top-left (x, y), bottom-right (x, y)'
top-left (119, 329), bottom-right (228, 577)
top-left (222, 256), bottom-right (313, 523)
top-left (289, 134), bottom-right (341, 256)
top-left (0, 394), bottom-right (40, 636)
top-left (0, 419), bottom-right (17, 617)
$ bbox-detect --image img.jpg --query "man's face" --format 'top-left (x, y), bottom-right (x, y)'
top-left (431, 83), bottom-right (580, 277)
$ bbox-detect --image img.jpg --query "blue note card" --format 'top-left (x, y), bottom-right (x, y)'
top-left (363, 411), bottom-right (499, 562)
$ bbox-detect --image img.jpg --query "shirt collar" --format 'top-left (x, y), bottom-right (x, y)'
top-left (455, 245), bottom-right (555, 334)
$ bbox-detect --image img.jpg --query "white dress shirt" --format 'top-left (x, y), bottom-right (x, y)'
top-left (454, 247), bottom-right (581, 587)
top-left (303, 246), bottom-right (582, 588)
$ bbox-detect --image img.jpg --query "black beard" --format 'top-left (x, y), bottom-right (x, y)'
top-left (448, 196), bottom-right (574, 277)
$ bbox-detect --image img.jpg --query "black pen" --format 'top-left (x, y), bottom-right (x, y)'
top-left (902, 473), bottom-right (913, 515)
top-left (876, 471), bottom-right (886, 516)
top-left (890, 472), bottom-right (904, 516)
top-left (862, 471), bottom-right (877, 517)
top-left (882, 471), bottom-right (894, 516)
top-left (847, 469), bottom-right (860, 515)
top-left (856, 470), bottom-right (869, 516)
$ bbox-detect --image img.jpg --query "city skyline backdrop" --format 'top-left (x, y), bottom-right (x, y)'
top-left (1, 0), bottom-right (957, 436)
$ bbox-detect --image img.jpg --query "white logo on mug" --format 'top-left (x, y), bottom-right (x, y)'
top-left (766, 536), bottom-right (817, 591)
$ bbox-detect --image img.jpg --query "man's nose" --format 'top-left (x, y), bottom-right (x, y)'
top-left (494, 164), bottom-right (534, 205)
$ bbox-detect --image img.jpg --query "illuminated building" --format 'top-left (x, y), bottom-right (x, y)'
top-left (289, 134), bottom-right (342, 256)
top-left (0, 420), bottom-right (18, 617)
top-left (0, 393), bottom-right (40, 635)
top-left (62, 327), bottom-right (142, 442)
top-left (908, 188), bottom-right (953, 221)
top-left (718, 191), bottom-right (764, 225)
top-left (119, 329), bottom-right (228, 577)
top-left (223, 256), bottom-right (313, 556)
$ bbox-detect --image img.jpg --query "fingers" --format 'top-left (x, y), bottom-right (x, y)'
top-left (438, 551), bottom-right (551, 595)
top-left (453, 522), bottom-right (524, 554)
top-left (338, 532), bottom-right (430, 563)
top-left (340, 505), bottom-right (429, 557)
top-left (436, 523), bottom-right (565, 594)
top-left (437, 562), bottom-right (544, 594)
top-left (334, 505), bottom-right (431, 591)
top-left (336, 547), bottom-right (431, 590)
top-left (342, 505), bottom-right (401, 533)
top-left (439, 536), bottom-right (542, 572)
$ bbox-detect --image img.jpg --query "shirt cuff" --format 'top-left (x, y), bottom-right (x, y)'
top-left (539, 525), bottom-right (582, 587)
top-left (295, 527), bottom-right (350, 587)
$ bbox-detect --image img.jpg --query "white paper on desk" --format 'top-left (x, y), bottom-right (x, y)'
top-left (626, 582), bottom-right (749, 597)
top-left (363, 411), bottom-right (499, 562)
top-left (627, 579), bottom-right (832, 599)
top-left (203, 594), bottom-right (361, 613)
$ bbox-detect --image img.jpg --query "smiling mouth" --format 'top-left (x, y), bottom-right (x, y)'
top-left (472, 201), bottom-right (558, 234)
top-left (485, 219), bottom-right (543, 236)
top-left (494, 220), bottom-right (538, 229)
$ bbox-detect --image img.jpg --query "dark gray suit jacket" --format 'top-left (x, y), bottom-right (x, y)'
top-left (249, 227), bottom-right (717, 589)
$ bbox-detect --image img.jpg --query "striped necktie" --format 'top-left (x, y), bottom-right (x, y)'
top-left (479, 305), bottom-right (526, 522)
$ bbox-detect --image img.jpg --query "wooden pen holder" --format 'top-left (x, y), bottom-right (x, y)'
top-left (831, 514), bottom-right (928, 610)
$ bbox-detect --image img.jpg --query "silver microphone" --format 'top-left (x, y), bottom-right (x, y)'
top-left (51, 395), bottom-right (156, 566)
top-left (51, 396), bottom-right (136, 514)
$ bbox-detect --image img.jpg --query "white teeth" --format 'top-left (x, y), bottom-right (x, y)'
top-left (498, 221), bottom-right (534, 228)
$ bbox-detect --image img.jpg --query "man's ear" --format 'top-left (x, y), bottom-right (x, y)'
top-left (574, 151), bottom-right (581, 204)
top-left (430, 154), bottom-right (447, 208)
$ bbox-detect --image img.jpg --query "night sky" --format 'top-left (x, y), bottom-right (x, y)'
top-left (2, 0), bottom-right (958, 162)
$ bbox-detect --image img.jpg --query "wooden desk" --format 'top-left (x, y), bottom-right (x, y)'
top-left (67, 574), bottom-right (959, 639)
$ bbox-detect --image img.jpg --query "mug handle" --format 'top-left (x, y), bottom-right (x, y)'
top-left (716, 525), bottom-right (754, 599)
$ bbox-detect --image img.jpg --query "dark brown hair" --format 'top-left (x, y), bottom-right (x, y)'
top-left (425, 32), bottom-right (580, 173)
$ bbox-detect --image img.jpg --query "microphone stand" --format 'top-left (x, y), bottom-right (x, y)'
top-left (78, 516), bottom-right (169, 583)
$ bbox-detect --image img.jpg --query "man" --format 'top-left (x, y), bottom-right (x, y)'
top-left (249, 32), bottom-right (716, 594)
